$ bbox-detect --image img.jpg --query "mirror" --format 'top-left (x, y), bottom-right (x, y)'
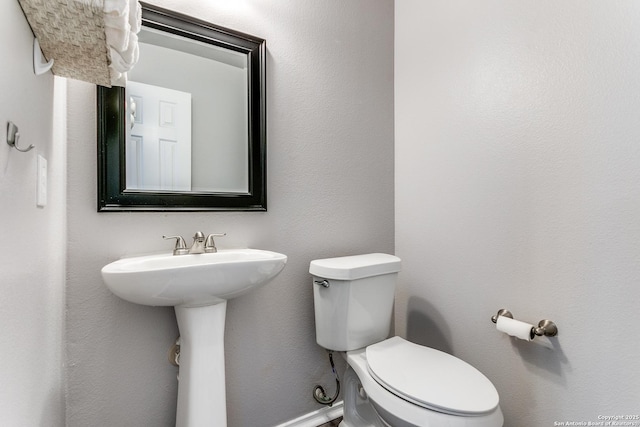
top-left (98, 2), bottom-right (266, 211)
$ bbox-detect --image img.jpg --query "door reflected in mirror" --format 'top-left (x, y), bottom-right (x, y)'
top-left (98, 2), bottom-right (266, 211)
top-left (126, 81), bottom-right (193, 191)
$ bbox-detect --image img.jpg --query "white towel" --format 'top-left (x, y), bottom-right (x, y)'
top-left (103, 0), bottom-right (131, 50)
top-left (109, 67), bottom-right (127, 87)
top-left (105, 21), bottom-right (131, 52)
top-left (109, 32), bottom-right (139, 73)
top-left (129, 0), bottom-right (141, 35)
top-left (103, 0), bottom-right (129, 16)
top-left (104, 0), bottom-right (142, 86)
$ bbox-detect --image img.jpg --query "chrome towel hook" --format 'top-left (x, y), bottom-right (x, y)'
top-left (6, 121), bottom-right (34, 153)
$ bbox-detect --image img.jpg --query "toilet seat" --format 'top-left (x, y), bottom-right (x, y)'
top-left (366, 336), bottom-right (499, 416)
top-left (346, 341), bottom-right (504, 427)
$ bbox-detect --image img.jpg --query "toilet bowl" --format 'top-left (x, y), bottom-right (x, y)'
top-left (310, 254), bottom-right (503, 427)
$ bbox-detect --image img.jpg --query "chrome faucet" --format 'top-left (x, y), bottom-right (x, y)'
top-left (164, 232), bottom-right (226, 255)
top-left (189, 231), bottom-right (206, 254)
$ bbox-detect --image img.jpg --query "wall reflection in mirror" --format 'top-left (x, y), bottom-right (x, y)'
top-left (98, 2), bottom-right (266, 211)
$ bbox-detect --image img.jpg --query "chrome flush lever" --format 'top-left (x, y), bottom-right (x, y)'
top-left (314, 279), bottom-right (330, 288)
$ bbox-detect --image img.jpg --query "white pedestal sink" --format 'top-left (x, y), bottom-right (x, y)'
top-left (101, 249), bottom-right (287, 427)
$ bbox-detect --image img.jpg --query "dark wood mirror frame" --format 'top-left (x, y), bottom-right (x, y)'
top-left (97, 2), bottom-right (266, 211)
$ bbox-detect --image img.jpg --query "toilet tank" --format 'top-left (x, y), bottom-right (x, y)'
top-left (310, 253), bottom-right (401, 351)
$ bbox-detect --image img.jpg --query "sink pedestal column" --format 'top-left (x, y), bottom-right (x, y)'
top-left (174, 301), bottom-right (228, 427)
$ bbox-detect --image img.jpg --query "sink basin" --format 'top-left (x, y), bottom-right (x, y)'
top-left (101, 247), bottom-right (287, 427)
top-left (101, 248), bottom-right (287, 307)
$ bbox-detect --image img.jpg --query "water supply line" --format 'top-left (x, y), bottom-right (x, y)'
top-left (313, 350), bottom-right (340, 406)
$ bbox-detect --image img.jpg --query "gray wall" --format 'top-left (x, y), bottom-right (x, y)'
top-left (395, 1), bottom-right (640, 426)
top-left (66, 0), bottom-right (394, 426)
top-left (0, 1), bottom-right (66, 425)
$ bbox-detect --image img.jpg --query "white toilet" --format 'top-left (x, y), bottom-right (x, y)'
top-left (310, 253), bottom-right (503, 427)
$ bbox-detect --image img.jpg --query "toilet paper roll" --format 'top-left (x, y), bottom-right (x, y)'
top-left (496, 316), bottom-right (534, 341)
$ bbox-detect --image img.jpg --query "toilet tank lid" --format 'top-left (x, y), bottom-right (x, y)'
top-left (309, 253), bottom-right (401, 280)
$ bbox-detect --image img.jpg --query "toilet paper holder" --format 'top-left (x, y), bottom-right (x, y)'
top-left (491, 309), bottom-right (558, 338)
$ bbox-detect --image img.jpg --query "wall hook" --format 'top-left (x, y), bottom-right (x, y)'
top-left (7, 121), bottom-right (34, 153)
top-left (33, 38), bottom-right (54, 76)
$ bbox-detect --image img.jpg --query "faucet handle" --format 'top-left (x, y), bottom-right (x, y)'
top-left (204, 233), bottom-right (226, 253)
top-left (163, 235), bottom-right (189, 255)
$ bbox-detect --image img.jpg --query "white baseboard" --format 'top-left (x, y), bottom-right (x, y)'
top-left (274, 401), bottom-right (344, 427)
